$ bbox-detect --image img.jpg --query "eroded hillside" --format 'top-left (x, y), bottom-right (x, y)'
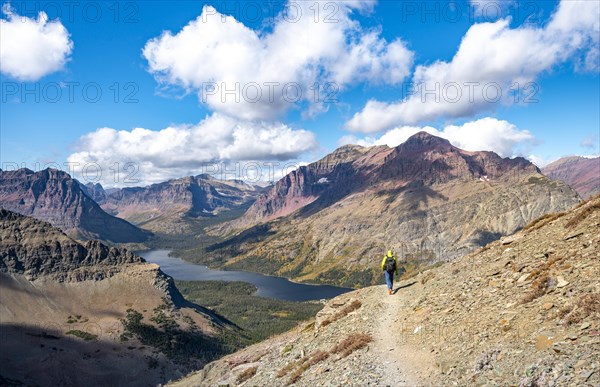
top-left (200, 133), bottom-right (580, 287)
top-left (0, 168), bottom-right (148, 243)
top-left (171, 196), bottom-right (599, 387)
top-left (0, 209), bottom-right (233, 386)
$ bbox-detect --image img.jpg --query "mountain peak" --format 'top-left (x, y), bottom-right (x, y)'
top-left (399, 131), bottom-right (452, 151)
top-left (335, 144), bottom-right (365, 151)
top-left (0, 168), bottom-right (147, 243)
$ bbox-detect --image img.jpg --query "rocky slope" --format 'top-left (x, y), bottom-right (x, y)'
top-left (205, 132), bottom-right (580, 287)
top-left (97, 175), bottom-right (263, 234)
top-left (78, 181), bottom-right (109, 204)
top-left (0, 168), bottom-right (148, 243)
top-left (0, 208), bottom-right (145, 281)
top-left (543, 156), bottom-right (600, 199)
top-left (0, 209), bottom-right (231, 387)
top-left (170, 195), bottom-right (600, 387)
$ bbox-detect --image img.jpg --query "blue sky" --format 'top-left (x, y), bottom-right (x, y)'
top-left (1, 0), bottom-right (598, 186)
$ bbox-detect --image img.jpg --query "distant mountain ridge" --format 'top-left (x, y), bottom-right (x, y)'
top-left (0, 168), bottom-right (148, 243)
top-left (243, 132), bottom-right (539, 225)
top-left (542, 156), bottom-right (600, 199)
top-left (203, 132), bottom-right (580, 287)
top-left (84, 175), bottom-right (264, 234)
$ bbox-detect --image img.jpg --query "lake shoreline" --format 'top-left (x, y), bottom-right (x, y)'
top-left (137, 249), bottom-right (352, 302)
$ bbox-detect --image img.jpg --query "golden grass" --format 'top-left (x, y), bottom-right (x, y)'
top-left (565, 200), bottom-right (600, 229)
top-left (287, 363), bottom-right (310, 385)
top-left (523, 212), bottom-right (565, 231)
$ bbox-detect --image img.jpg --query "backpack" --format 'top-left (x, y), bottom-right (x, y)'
top-left (385, 256), bottom-right (396, 272)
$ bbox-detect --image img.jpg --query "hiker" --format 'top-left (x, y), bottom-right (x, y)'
top-left (381, 250), bottom-right (399, 295)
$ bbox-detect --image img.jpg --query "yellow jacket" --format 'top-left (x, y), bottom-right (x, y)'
top-left (381, 254), bottom-right (399, 275)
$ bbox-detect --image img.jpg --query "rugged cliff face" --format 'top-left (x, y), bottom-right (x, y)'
top-left (243, 144), bottom-right (379, 222)
top-left (97, 175), bottom-right (264, 234)
top-left (0, 168), bottom-right (148, 243)
top-left (79, 182), bottom-right (108, 204)
top-left (242, 132), bottom-right (540, 225)
top-left (0, 209), bottom-right (230, 387)
top-left (170, 196), bottom-right (600, 387)
top-left (543, 156), bottom-right (600, 199)
top-left (0, 208), bottom-right (143, 281)
top-left (206, 132), bottom-right (580, 287)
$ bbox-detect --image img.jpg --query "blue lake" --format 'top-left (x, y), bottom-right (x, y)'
top-left (138, 250), bottom-right (352, 302)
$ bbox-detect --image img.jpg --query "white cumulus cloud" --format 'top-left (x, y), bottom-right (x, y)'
top-left (580, 134), bottom-right (598, 150)
top-left (345, 0), bottom-right (600, 133)
top-left (0, 4), bottom-right (73, 81)
top-left (67, 113), bottom-right (317, 186)
top-left (339, 117), bottom-right (534, 158)
top-left (142, 1), bottom-right (413, 121)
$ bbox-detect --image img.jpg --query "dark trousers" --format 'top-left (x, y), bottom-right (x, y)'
top-left (385, 270), bottom-right (394, 290)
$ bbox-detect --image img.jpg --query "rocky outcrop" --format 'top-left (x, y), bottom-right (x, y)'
top-left (0, 209), bottom-right (143, 281)
top-left (78, 181), bottom-right (108, 204)
top-left (206, 132), bottom-right (581, 287)
top-left (543, 156), bottom-right (600, 199)
top-left (0, 168), bottom-right (148, 243)
top-left (0, 209), bottom-right (230, 387)
top-left (170, 196), bottom-right (600, 387)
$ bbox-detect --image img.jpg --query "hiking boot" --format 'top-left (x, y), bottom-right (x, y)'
top-left (388, 289), bottom-right (392, 295)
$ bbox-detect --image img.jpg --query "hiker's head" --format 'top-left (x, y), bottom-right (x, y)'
top-left (387, 250), bottom-right (393, 257)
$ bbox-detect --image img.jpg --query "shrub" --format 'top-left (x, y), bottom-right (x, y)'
top-left (521, 274), bottom-right (553, 304)
top-left (320, 300), bottom-right (362, 328)
top-left (307, 350), bottom-right (330, 365)
top-left (277, 357), bottom-right (307, 378)
top-left (119, 308), bottom-right (226, 364)
top-left (286, 351), bottom-right (330, 385)
top-left (236, 366), bottom-right (258, 384)
top-left (66, 330), bottom-right (97, 341)
top-left (279, 333), bottom-right (371, 385)
top-left (331, 333), bottom-right (373, 358)
top-left (288, 363), bottom-right (310, 385)
top-left (565, 293), bottom-right (600, 325)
